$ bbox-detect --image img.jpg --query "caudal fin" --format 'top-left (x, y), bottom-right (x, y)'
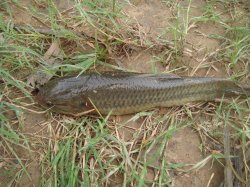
top-left (224, 84), bottom-right (250, 98)
top-left (242, 86), bottom-right (250, 97)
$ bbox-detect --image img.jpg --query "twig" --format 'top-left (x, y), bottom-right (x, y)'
top-left (223, 125), bottom-right (247, 186)
top-left (233, 147), bottom-right (244, 187)
top-left (206, 173), bottom-right (214, 187)
top-left (224, 124), bottom-right (233, 187)
top-left (12, 24), bottom-right (97, 41)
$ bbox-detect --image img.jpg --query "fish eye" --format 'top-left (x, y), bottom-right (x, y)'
top-left (79, 101), bottom-right (86, 107)
top-left (46, 101), bottom-right (53, 107)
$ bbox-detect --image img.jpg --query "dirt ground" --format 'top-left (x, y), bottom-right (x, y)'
top-left (1, 0), bottom-right (249, 186)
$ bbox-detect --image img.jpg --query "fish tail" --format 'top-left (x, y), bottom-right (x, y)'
top-left (242, 86), bottom-right (250, 97)
top-left (223, 83), bottom-right (250, 98)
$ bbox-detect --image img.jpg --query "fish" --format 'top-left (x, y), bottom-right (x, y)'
top-left (36, 72), bottom-right (250, 116)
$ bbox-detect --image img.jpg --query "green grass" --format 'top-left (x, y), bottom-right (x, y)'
top-left (0, 101), bottom-right (32, 182)
top-left (38, 112), bottom-right (188, 186)
top-left (0, 0), bottom-right (250, 186)
top-left (161, 0), bottom-right (193, 57)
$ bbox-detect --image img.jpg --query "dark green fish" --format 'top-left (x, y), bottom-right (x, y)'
top-left (36, 72), bottom-right (250, 116)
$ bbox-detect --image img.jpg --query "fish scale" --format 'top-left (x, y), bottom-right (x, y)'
top-left (36, 72), bottom-right (250, 116)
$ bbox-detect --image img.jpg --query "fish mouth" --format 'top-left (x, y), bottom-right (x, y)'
top-left (35, 89), bottom-right (70, 111)
top-left (35, 88), bottom-right (49, 106)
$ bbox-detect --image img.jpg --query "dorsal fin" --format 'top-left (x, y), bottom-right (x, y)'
top-left (135, 73), bottom-right (181, 79)
top-left (98, 71), bottom-right (182, 80)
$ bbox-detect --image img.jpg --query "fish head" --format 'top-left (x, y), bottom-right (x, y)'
top-left (36, 80), bottom-right (92, 115)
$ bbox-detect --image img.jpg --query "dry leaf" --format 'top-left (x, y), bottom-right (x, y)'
top-left (27, 41), bottom-right (63, 87)
top-left (43, 41), bottom-right (60, 61)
